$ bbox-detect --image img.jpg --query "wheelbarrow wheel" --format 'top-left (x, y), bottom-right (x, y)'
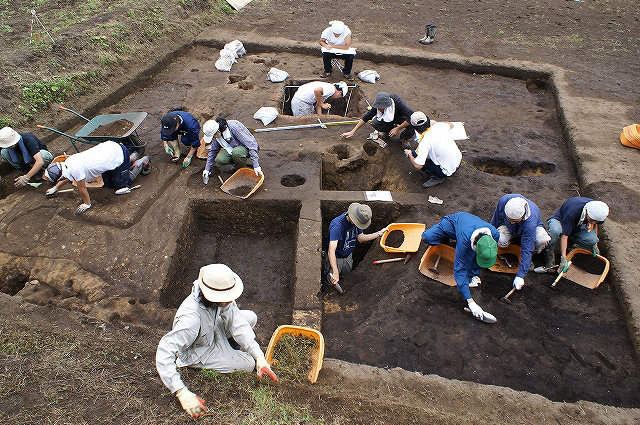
top-left (127, 133), bottom-right (146, 157)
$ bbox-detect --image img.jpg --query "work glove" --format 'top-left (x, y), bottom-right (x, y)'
top-left (14, 175), bottom-right (29, 188)
top-left (202, 170), bottom-right (210, 185)
top-left (467, 300), bottom-right (484, 320)
top-left (182, 156), bottom-right (192, 168)
top-left (164, 142), bottom-right (174, 156)
top-left (513, 276), bottom-right (525, 290)
top-left (254, 166), bottom-right (262, 176)
top-left (559, 255), bottom-right (569, 274)
top-left (256, 355), bottom-right (279, 382)
top-left (175, 387), bottom-right (207, 418)
top-left (592, 244), bottom-right (599, 257)
top-left (75, 203), bottom-right (91, 215)
top-left (377, 227), bottom-right (389, 238)
top-left (45, 187), bottom-right (58, 198)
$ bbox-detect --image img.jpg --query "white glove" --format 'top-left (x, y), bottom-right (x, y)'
top-left (202, 169), bottom-right (210, 184)
top-left (467, 300), bottom-right (484, 320)
top-left (75, 203), bottom-right (91, 215)
top-left (45, 187), bottom-right (58, 198)
top-left (255, 355), bottom-right (278, 382)
top-left (175, 387), bottom-right (206, 418)
top-left (513, 276), bottom-right (524, 290)
top-left (254, 166), bottom-right (262, 176)
top-left (14, 175), bottom-right (29, 188)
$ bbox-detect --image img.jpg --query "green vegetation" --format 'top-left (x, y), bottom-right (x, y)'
top-left (21, 71), bottom-right (99, 112)
top-left (271, 334), bottom-right (318, 382)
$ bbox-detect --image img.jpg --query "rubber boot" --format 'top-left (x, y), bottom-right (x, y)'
top-left (543, 249), bottom-right (555, 271)
top-left (419, 24), bottom-right (436, 45)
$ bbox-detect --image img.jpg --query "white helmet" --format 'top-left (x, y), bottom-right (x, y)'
top-left (335, 81), bottom-right (348, 97)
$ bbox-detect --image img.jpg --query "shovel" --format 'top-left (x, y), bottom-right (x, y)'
top-left (428, 254), bottom-right (442, 274)
top-left (115, 184), bottom-right (141, 195)
top-left (550, 261), bottom-right (572, 289)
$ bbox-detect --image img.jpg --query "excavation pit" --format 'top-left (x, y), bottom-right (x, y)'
top-left (161, 199), bottom-right (301, 338)
top-left (280, 79), bottom-right (365, 116)
top-left (473, 158), bottom-right (556, 177)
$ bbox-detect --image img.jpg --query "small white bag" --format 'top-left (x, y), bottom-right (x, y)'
top-left (266, 67), bottom-right (290, 82)
top-left (253, 107), bottom-right (279, 126)
top-left (358, 70), bottom-right (380, 84)
top-left (224, 40), bottom-right (246, 57)
top-left (215, 56), bottom-right (234, 72)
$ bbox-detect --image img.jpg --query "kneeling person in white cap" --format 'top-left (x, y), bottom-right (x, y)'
top-left (291, 81), bottom-right (348, 116)
top-left (404, 111), bottom-right (461, 188)
top-left (44, 140), bottom-right (149, 214)
top-left (490, 194), bottom-right (551, 290)
top-left (543, 197), bottom-right (609, 274)
top-left (156, 264), bottom-right (277, 418)
top-left (322, 203), bottom-right (389, 294)
top-left (201, 117), bottom-right (262, 183)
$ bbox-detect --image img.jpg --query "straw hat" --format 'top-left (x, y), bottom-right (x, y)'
top-left (347, 202), bottom-right (372, 229)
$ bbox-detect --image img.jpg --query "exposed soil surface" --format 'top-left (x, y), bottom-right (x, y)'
top-left (88, 119), bottom-right (134, 137)
top-left (1, 0), bottom-right (640, 424)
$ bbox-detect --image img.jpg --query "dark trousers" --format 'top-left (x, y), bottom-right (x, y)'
top-left (411, 150), bottom-right (446, 177)
top-left (372, 118), bottom-right (416, 141)
top-left (102, 143), bottom-right (133, 189)
top-left (323, 52), bottom-right (354, 74)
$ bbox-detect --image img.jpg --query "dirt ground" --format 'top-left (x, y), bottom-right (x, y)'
top-left (1, 0), bottom-right (640, 423)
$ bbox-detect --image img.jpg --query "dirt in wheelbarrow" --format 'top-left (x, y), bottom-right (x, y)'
top-left (88, 119), bottom-right (134, 137)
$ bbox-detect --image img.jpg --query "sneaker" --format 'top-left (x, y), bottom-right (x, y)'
top-left (419, 36), bottom-right (434, 45)
top-left (334, 283), bottom-right (344, 295)
top-left (422, 176), bottom-right (445, 188)
top-left (344, 73), bottom-right (354, 81)
top-left (469, 276), bottom-right (481, 288)
top-left (321, 71), bottom-right (332, 78)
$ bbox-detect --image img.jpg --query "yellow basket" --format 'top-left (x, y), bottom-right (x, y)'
top-left (380, 223), bottom-right (426, 253)
top-left (264, 325), bottom-right (325, 384)
top-left (220, 167), bottom-right (264, 199)
top-left (489, 245), bottom-right (521, 274)
top-left (419, 244), bottom-right (457, 287)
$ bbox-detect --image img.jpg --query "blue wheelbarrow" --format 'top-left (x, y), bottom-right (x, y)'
top-left (37, 106), bottom-right (148, 156)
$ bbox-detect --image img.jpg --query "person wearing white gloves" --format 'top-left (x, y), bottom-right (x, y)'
top-left (44, 140), bottom-right (149, 214)
top-left (490, 194), bottom-right (551, 290)
top-left (421, 212), bottom-right (500, 322)
top-left (156, 264), bottom-right (277, 418)
top-left (0, 127), bottom-right (53, 188)
top-left (201, 118), bottom-right (262, 184)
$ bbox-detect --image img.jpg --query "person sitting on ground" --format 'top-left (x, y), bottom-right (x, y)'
top-left (490, 194), bottom-right (551, 289)
top-left (201, 118), bottom-right (262, 183)
top-left (421, 212), bottom-right (499, 322)
top-left (291, 81), bottom-right (348, 116)
top-left (44, 140), bottom-right (149, 214)
top-left (160, 110), bottom-right (201, 168)
top-left (341, 92), bottom-right (415, 147)
top-left (319, 20), bottom-right (355, 81)
top-left (542, 197), bottom-right (609, 273)
top-left (156, 264), bottom-right (277, 419)
top-left (0, 126), bottom-right (53, 188)
top-left (403, 111), bottom-right (462, 188)
top-left (322, 203), bottom-right (388, 295)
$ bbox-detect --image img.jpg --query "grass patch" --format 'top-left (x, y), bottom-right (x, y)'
top-left (21, 71), bottom-right (100, 112)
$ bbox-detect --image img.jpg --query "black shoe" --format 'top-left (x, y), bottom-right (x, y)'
top-left (344, 73), bottom-right (354, 81)
top-left (321, 71), bottom-right (332, 78)
top-left (422, 176), bottom-right (445, 188)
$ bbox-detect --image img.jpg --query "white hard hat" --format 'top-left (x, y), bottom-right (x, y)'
top-left (505, 197), bottom-right (527, 220)
top-left (202, 120), bottom-right (220, 144)
top-left (585, 201), bottom-right (609, 222)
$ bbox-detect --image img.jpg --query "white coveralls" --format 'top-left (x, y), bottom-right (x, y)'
top-left (156, 282), bottom-right (263, 393)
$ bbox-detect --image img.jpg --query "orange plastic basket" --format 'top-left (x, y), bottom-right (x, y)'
top-left (220, 167), bottom-right (264, 199)
top-left (563, 248), bottom-right (610, 289)
top-left (419, 244), bottom-right (457, 287)
top-left (264, 325), bottom-right (325, 384)
top-left (489, 245), bottom-right (521, 274)
top-left (380, 223), bottom-right (426, 253)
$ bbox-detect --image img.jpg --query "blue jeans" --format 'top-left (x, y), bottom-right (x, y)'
top-left (546, 218), bottom-right (598, 252)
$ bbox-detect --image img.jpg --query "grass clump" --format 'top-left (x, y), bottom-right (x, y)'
top-left (21, 71), bottom-right (99, 112)
top-left (271, 334), bottom-right (318, 382)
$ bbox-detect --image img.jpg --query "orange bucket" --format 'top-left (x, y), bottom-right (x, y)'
top-left (620, 124), bottom-right (640, 149)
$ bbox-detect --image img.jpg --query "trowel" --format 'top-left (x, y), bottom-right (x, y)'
top-left (115, 184), bottom-right (141, 195)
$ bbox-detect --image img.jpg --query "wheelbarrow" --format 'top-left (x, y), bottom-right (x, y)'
top-left (37, 106), bottom-right (147, 155)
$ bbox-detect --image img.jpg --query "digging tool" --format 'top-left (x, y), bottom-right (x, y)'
top-left (373, 253), bottom-right (410, 265)
top-left (218, 175), bottom-right (225, 185)
top-left (551, 261), bottom-right (572, 289)
top-left (115, 184), bottom-right (141, 195)
top-left (56, 188), bottom-right (75, 194)
top-left (27, 182), bottom-right (43, 188)
top-left (428, 254), bottom-right (442, 274)
top-left (500, 288), bottom-right (517, 304)
top-left (365, 99), bottom-right (372, 110)
top-left (464, 308), bottom-right (497, 323)
top-left (498, 254), bottom-right (513, 268)
top-left (254, 120), bottom-right (358, 133)
top-left (534, 265), bottom-right (559, 273)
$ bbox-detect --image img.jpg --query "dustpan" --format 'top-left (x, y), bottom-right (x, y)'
top-left (380, 223), bottom-right (426, 253)
top-left (45, 154), bottom-right (103, 188)
top-left (419, 244), bottom-right (457, 287)
top-left (489, 245), bottom-right (521, 274)
top-left (264, 325), bottom-right (325, 384)
top-left (563, 248), bottom-right (610, 289)
top-left (220, 167), bottom-right (264, 199)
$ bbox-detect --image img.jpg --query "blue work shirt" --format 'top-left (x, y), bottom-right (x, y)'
top-left (160, 111), bottom-right (201, 148)
top-left (326, 213), bottom-right (362, 258)
top-left (422, 212), bottom-right (499, 300)
top-left (549, 197), bottom-right (602, 236)
top-left (490, 194), bottom-right (544, 278)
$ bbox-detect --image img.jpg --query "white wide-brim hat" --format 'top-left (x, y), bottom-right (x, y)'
top-left (197, 264), bottom-right (244, 303)
top-left (0, 127), bottom-right (20, 148)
